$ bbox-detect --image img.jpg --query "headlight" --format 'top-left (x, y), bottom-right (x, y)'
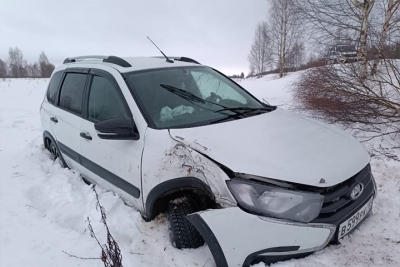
top-left (227, 179), bottom-right (324, 223)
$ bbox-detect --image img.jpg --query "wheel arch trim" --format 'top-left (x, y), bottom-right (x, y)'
top-left (186, 213), bottom-right (228, 267)
top-left (144, 177), bottom-right (214, 220)
top-left (43, 130), bottom-right (56, 149)
top-left (43, 131), bottom-right (68, 168)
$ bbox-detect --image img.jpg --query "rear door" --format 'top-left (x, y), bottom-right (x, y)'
top-left (79, 68), bottom-right (144, 211)
top-left (41, 69), bottom-right (65, 139)
top-left (51, 69), bottom-right (88, 170)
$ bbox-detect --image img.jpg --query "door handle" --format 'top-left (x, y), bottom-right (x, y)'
top-left (50, 117), bottom-right (58, 123)
top-left (80, 132), bottom-right (92, 140)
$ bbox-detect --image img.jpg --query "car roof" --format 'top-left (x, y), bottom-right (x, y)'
top-left (61, 56), bottom-right (202, 73)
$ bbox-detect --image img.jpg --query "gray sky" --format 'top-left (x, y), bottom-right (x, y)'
top-left (0, 0), bottom-right (269, 75)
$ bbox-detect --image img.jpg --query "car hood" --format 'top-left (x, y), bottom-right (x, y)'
top-left (169, 108), bottom-right (370, 188)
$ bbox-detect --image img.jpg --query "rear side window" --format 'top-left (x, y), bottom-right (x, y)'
top-left (59, 73), bottom-right (87, 114)
top-left (88, 76), bottom-right (129, 122)
top-left (47, 71), bottom-right (64, 104)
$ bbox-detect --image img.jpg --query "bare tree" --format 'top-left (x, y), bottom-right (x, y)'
top-left (293, 59), bottom-right (400, 159)
top-left (0, 49), bottom-right (55, 78)
top-left (0, 59), bottom-right (7, 78)
top-left (295, 0), bottom-right (377, 79)
top-left (287, 42), bottom-right (306, 70)
top-left (291, 0), bottom-right (400, 158)
top-left (8, 47), bottom-right (26, 78)
top-left (353, 0), bottom-right (376, 78)
top-left (25, 63), bottom-right (33, 77)
top-left (269, 0), bottom-right (301, 78)
top-left (25, 62), bottom-right (41, 77)
top-left (248, 21), bottom-right (272, 77)
top-left (371, 0), bottom-right (400, 75)
top-left (32, 62), bottom-right (41, 77)
top-left (39, 51), bottom-right (55, 78)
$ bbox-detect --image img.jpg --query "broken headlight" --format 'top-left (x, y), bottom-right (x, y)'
top-left (227, 179), bottom-right (324, 223)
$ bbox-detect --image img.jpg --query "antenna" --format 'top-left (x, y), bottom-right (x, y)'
top-left (147, 37), bottom-right (174, 63)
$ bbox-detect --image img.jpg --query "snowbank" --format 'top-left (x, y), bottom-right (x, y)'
top-left (0, 76), bottom-right (399, 267)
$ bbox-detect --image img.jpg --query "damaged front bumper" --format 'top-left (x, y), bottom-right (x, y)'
top-left (187, 207), bottom-right (336, 267)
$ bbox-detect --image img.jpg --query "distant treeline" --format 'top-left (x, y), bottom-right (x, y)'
top-left (228, 72), bottom-right (245, 79)
top-left (0, 47), bottom-right (55, 78)
top-left (246, 42), bottom-right (400, 79)
top-left (247, 56), bottom-right (326, 78)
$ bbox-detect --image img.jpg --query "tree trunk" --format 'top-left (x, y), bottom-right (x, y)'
top-left (371, 0), bottom-right (400, 75)
top-left (353, 0), bottom-right (375, 80)
top-left (279, 1), bottom-right (288, 78)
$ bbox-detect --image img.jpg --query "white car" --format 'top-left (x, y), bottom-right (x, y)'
top-left (40, 55), bottom-right (377, 267)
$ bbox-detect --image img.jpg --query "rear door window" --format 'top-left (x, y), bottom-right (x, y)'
top-left (59, 73), bottom-right (87, 114)
top-left (47, 71), bottom-right (64, 104)
top-left (87, 75), bottom-right (129, 123)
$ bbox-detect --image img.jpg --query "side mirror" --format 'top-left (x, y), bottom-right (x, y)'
top-left (94, 117), bottom-right (140, 140)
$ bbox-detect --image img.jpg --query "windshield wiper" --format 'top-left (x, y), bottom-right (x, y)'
top-left (159, 84), bottom-right (244, 116)
top-left (160, 84), bottom-right (207, 105)
top-left (159, 84), bottom-right (275, 120)
top-left (209, 113), bottom-right (243, 124)
top-left (216, 107), bottom-right (273, 113)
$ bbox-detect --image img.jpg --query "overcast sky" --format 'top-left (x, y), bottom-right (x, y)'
top-left (0, 0), bottom-right (269, 75)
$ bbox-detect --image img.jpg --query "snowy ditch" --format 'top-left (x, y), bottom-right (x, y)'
top-left (0, 76), bottom-right (399, 267)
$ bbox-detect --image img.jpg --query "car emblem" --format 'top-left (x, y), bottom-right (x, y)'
top-left (350, 183), bottom-right (364, 200)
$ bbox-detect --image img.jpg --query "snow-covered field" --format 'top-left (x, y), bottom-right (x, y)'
top-left (0, 75), bottom-right (399, 267)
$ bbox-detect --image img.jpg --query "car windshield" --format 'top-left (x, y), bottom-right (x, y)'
top-left (336, 45), bottom-right (355, 52)
top-left (126, 66), bottom-right (269, 129)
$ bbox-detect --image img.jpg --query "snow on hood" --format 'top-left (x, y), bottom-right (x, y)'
top-left (169, 108), bottom-right (370, 188)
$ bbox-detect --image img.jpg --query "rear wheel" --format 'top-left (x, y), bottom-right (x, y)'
top-left (45, 138), bottom-right (67, 168)
top-left (45, 136), bottom-right (91, 185)
top-left (49, 141), bottom-right (60, 160)
top-left (168, 201), bottom-right (205, 249)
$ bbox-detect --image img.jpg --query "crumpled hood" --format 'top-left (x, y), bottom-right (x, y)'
top-left (169, 108), bottom-right (370, 187)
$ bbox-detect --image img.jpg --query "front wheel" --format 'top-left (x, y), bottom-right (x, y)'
top-left (168, 201), bottom-right (205, 249)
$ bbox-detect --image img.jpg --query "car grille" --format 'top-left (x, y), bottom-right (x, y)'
top-left (311, 164), bottom-right (375, 225)
top-left (343, 54), bottom-right (357, 57)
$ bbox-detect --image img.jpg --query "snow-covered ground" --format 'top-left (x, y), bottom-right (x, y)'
top-left (0, 75), bottom-right (399, 267)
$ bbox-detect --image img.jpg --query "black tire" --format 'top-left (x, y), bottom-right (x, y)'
top-left (44, 136), bottom-right (90, 185)
top-left (168, 201), bottom-right (205, 249)
top-left (45, 138), bottom-right (67, 168)
top-left (81, 177), bottom-right (92, 185)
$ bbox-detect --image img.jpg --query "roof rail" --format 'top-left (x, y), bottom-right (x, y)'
top-left (63, 55), bottom-right (107, 63)
top-left (177, 57), bottom-right (200, 64)
top-left (63, 55), bottom-right (132, 67)
top-left (103, 56), bottom-right (132, 67)
top-left (153, 56), bottom-right (200, 64)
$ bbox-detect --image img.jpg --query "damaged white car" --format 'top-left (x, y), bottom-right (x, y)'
top-left (40, 55), bottom-right (377, 267)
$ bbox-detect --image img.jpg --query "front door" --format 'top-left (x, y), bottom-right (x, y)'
top-left (79, 69), bottom-right (144, 211)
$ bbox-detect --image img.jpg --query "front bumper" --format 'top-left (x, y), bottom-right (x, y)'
top-left (187, 207), bottom-right (336, 267)
top-left (187, 166), bottom-right (376, 267)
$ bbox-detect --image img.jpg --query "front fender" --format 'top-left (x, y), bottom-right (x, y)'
top-left (141, 128), bottom-right (236, 217)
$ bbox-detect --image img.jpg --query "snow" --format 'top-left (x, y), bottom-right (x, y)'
top-left (1, 75), bottom-right (399, 267)
top-left (239, 72), bottom-right (299, 108)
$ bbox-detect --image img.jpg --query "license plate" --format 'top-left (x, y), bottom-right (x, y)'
top-left (338, 197), bottom-right (373, 239)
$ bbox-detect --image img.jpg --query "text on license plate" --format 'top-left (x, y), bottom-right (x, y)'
top-left (338, 197), bottom-right (373, 239)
